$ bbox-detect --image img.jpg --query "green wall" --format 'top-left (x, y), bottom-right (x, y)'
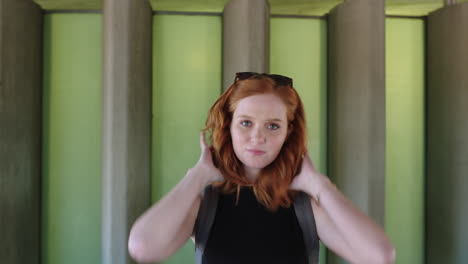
top-left (38, 12), bottom-right (426, 264)
top-left (270, 17), bottom-right (328, 264)
top-left (385, 18), bottom-right (425, 264)
top-left (42, 14), bottom-right (102, 264)
top-left (151, 14), bottom-right (222, 264)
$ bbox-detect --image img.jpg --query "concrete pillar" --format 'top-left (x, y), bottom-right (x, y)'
top-left (327, 0), bottom-right (386, 262)
top-left (0, 0), bottom-right (43, 263)
top-left (427, 3), bottom-right (468, 263)
top-left (102, 0), bottom-right (152, 263)
top-left (222, 0), bottom-right (270, 89)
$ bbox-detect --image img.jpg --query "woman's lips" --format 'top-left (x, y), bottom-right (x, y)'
top-left (247, 149), bottom-right (266, 155)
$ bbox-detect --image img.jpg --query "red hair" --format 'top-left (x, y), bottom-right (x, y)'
top-left (203, 75), bottom-right (307, 211)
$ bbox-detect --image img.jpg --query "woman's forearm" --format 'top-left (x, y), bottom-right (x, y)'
top-left (128, 168), bottom-right (209, 263)
top-left (314, 175), bottom-right (395, 263)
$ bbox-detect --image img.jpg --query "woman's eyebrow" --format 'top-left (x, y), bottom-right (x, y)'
top-left (237, 114), bottom-right (253, 119)
top-left (266, 118), bottom-right (283, 122)
top-left (237, 115), bottom-right (283, 122)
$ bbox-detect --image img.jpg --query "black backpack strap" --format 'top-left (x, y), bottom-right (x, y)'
top-left (194, 184), bottom-right (219, 264)
top-left (294, 191), bottom-right (320, 264)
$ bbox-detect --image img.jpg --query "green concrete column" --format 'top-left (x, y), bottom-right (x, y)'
top-left (223, 0), bottom-right (269, 89)
top-left (427, 3), bottom-right (468, 264)
top-left (328, 0), bottom-right (385, 262)
top-left (102, 0), bottom-right (152, 263)
top-left (0, 0), bottom-right (42, 263)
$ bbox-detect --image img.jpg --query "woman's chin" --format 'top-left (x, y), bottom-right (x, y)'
top-left (242, 160), bottom-right (272, 170)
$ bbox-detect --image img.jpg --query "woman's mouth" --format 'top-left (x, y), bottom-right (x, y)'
top-left (247, 149), bottom-right (266, 155)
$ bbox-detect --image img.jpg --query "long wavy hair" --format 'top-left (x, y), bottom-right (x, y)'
top-left (203, 74), bottom-right (307, 211)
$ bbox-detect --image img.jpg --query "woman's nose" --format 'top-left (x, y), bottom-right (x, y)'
top-left (251, 127), bottom-right (266, 144)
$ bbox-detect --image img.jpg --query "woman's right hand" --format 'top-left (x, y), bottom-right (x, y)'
top-left (189, 131), bottom-right (224, 185)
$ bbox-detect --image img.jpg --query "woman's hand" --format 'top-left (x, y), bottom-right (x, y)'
top-left (189, 131), bottom-right (224, 185)
top-left (289, 152), bottom-right (330, 202)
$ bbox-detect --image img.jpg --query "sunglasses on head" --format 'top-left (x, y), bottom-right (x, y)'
top-left (235, 72), bottom-right (293, 87)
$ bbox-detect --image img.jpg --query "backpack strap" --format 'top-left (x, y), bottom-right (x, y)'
top-left (293, 191), bottom-right (320, 264)
top-left (194, 184), bottom-right (219, 264)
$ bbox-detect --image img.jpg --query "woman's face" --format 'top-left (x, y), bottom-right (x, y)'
top-left (230, 93), bottom-right (289, 178)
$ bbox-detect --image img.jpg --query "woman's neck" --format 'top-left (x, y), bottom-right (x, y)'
top-left (244, 167), bottom-right (260, 184)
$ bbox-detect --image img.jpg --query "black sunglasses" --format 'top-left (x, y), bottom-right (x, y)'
top-left (235, 72), bottom-right (293, 87)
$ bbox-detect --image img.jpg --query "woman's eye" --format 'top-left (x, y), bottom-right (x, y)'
top-left (240, 120), bottom-right (251, 127)
top-left (268, 123), bottom-right (280, 130)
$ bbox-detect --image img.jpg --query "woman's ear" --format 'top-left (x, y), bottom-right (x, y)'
top-left (287, 123), bottom-right (293, 137)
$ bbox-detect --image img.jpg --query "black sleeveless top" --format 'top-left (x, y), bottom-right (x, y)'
top-left (202, 186), bottom-right (308, 264)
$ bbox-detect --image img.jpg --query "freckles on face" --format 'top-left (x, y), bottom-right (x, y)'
top-left (230, 94), bottom-right (289, 171)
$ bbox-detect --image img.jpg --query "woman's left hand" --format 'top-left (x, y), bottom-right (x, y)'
top-left (289, 152), bottom-right (329, 201)
top-left (290, 152), bottom-right (396, 264)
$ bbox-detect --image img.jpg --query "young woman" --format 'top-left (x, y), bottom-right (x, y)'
top-left (128, 72), bottom-right (396, 264)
